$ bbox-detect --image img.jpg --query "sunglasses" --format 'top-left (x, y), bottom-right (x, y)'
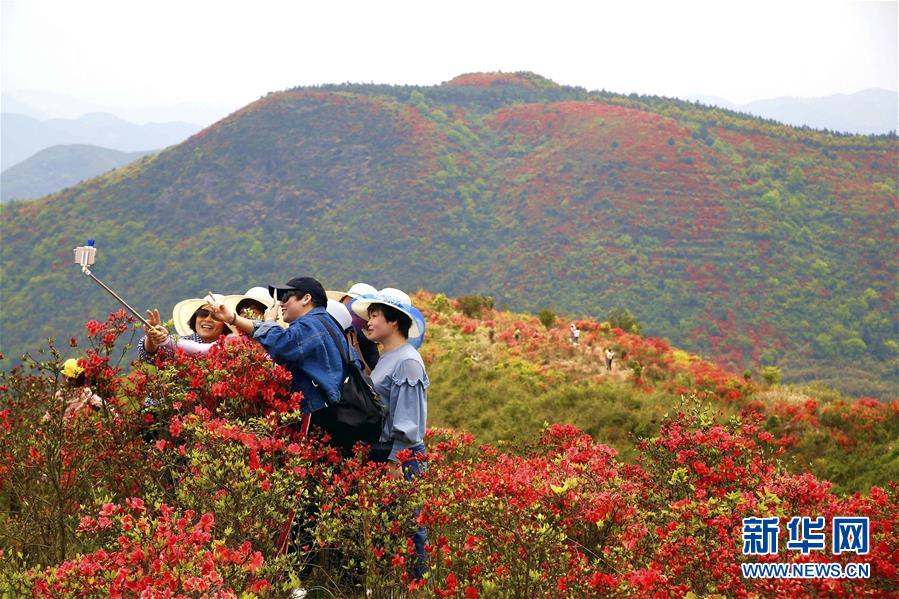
top-left (194, 308), bottom-right (213, 319)
top-left (275, 291), bottom-right (309, 303)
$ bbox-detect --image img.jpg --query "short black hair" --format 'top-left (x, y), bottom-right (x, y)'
top-left (369, 303), bottom-right (412, 339)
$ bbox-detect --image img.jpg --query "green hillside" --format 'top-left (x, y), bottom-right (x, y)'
top-left (1, 72), bottom-right (896, 396)
top-left (0, 144), bottom-right (155, 202)
top-left (415, 292), bottom-right (897, 495)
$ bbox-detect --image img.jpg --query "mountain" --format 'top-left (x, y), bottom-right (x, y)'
top-left (1, 72), bottom-right (896, 397)
top-left (686, 88), bottom-right (898, 135)
top-left (1, 144), bottom-right (156, 202)
top-left (0, 112), bottom-right (201, 170)
top-left (2, 89), bottom-right (236, 126)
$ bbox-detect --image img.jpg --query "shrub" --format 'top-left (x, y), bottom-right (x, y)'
top-left (538, 307), bottom-right (557, 329)
top-left (457, 294), bottom-right (493, 318)
top-left (761, 365), bottom-right (782, 385)
top-left (2, 312), bottom-right (897, 596)
top-left (607, 308), bottom-right (639, 334)
top-left (431, 292), bottom-right (452, 314)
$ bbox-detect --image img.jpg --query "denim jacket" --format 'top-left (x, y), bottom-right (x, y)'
top-left (253, 307), bottom-right (360, 413)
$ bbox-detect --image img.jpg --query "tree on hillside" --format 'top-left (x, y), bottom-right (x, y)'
top-left (607, 308), bottom-right (639, 334)
top-left (538, 307), bottom-right (556, 329)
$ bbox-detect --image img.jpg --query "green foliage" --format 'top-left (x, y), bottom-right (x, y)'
top-left (761, 366), bottom-right (782, 385)
top-left (538, 307), bottom-right (556, 329)
top-left (457, 294), bottom-right (493, 318)
top-left (430, 292), bottom-right (452, 314)
top-left (607, 308), bottom-right (639, 334)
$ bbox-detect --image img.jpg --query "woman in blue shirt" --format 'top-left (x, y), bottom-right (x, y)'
top-left (351, 288), bottom-right (428, 579)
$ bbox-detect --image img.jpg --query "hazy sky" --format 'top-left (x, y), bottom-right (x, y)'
top-left (2, 0), bottom-right (897, 110)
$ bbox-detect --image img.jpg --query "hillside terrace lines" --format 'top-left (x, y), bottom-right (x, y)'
top-left (487, 101), bottom-right (705, 169)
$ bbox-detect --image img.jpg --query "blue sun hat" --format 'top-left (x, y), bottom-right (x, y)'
top-left (351, 287), bottom-right (426, 348)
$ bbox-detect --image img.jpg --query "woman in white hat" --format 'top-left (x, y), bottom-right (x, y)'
top-left (351, 287), bottom-right (429, 578)
top-left (327, 282), bottom-right (380, 372)
top-left (138, 294), bottom-right (234, 361)
top-left (224, 287), bottom-right (275, 321)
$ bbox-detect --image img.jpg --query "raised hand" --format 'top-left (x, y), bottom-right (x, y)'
top-left (143, 308), bottom-right (170, 352)
top-left (206, 291), bottom-right (234, 324)
top-left (264, 301), bottom-right (282, 322)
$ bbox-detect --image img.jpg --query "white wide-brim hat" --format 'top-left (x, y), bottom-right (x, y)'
top-left (350, 287), bottom-right (424, 340)
top-left (326, 282), bottom-right (378, 303)
top-left (223, 286), bottom-right (275, 317)
top-left (172, 294), bottom-right (234, 337)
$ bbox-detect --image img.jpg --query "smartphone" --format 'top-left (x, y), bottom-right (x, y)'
top-left (73, 245), bottom-right (96, 266)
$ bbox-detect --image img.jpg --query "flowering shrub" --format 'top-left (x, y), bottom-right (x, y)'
top-left (0, 311), bottom-right (153, 566)
top-left (27, 500), bottom-right (269, 597)
top-left (1, 313), bottom-right (896, 596)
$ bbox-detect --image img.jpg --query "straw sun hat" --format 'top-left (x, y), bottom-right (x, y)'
top-left (326, 282), bottom-right (378, 303)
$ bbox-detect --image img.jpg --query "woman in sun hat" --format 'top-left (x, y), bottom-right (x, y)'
top-left (326, 298), bottom-right (354, 333)
top-left (57, 358), bottom-right (104, 418)
top-left (224, 287), bottom-right (275, 322)
top-left (351, 286), bottom-right (429, 579)
top-left (137, 294), bottom-right (235, 361)
top-left (327, 282), bottom-right (381, 373)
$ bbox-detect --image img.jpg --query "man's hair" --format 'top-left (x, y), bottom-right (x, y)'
top-left (368, 303), bottom-right (412, 339)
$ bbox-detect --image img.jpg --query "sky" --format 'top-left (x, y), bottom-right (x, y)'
top-left (2, 0), bottom-right (897, 113)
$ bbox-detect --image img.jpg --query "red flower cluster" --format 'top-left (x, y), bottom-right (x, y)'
top-left (31, 500), bottom-right (268, 597)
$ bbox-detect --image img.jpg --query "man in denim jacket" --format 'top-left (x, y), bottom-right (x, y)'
top-left (209, 276), bottom-right (357, 414)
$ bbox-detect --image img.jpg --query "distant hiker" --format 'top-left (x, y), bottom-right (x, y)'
top-left (138, 294), bottom-right (235, 361)
top-left (327, 283), bottom-right (380, 373)
top-left (605, 348), bottom-right (615, 371)
top-left (570, 323), bottom-right (580, 346)
top-left (514, 328), bottom-right (521, 341)
top-left (352, 287), bottom-right (429, 580)
top-left (488, 327), bottom-right (495, 343)
top-left (207, 277), bottom-right (360, 421)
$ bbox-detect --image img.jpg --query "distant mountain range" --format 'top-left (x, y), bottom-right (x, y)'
top-left (1, 89), bottom-right (235, 126)
top-left (685, 88), bottom-right (898, 135)
top-left (1, 144), bottom-right (156, 202)
top-left (0, 112), bottom-right (200, 171)
top-left (1, 72), bottom-right (896, 398)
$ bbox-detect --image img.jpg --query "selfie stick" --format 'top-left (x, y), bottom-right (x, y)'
top-left (74, 240), bottom-right (152, 328)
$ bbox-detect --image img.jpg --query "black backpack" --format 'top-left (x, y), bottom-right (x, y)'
top-left (313, 314), bottom-right (386, 449)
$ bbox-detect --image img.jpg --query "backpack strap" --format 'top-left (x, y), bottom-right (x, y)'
top-left (313, 314), bottom-right (352, 368)
top-left (347, 328), bottom-right (372, 375)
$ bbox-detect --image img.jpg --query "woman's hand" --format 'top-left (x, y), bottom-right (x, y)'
top-left (387, 460), bottom-right (404, 480)
top-left (143, 309), bottom-right (169, 353)
top-left (206, 291), bottom-right (235, 324)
